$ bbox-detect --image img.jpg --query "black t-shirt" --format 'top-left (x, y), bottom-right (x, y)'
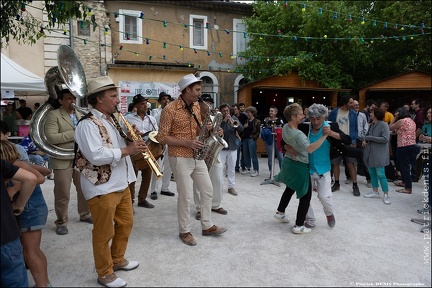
top-left (362, 109), bottom-right (371, 123)
top-left (237, 112), bottom-right (248, 125)
top-left (1, 160), bottom-right (21, 245)
top-left (17, 106), bottom-right (33, 119)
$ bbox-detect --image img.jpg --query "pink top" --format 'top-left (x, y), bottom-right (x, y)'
top-left (396, 118), bottom-right (416, 147)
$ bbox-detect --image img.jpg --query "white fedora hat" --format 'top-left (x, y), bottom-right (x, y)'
top-left (86, 76), bottom-right (119, 97)
top-left (178, 74), bottom-right (202, 92)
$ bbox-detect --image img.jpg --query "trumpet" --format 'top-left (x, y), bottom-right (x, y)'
top-left (115, 107), bottom-right (163, 179)
top-left (227, 115), bottom-right (239, 128)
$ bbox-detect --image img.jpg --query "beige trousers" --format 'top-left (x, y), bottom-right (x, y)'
top-left (169, 157), bottom-right (214, 233)
top-left (53, 162), bottom-right (90, 227)
top-left (193, 158), bottom-right (223, 210)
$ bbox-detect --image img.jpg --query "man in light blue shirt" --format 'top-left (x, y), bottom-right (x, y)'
top-left (302, 104), bottom-right (336, 228)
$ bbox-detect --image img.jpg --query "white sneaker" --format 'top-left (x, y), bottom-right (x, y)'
top-left (364, 191), bottom-right (380, 198)
top-left (383, 195), bottom-right (391, 205)
top-left (292, 225), bottom-right (311, 234)
top-left (251, 171), bottom-right (259, 177)
top-left (240, 168), bottom-right (250, 175)
top-left (47, 170), bottom-right (54, 180)
top-left (344, 179), bottom-right (352, 184)
top-left (273, 213), bottom-right (290, 223)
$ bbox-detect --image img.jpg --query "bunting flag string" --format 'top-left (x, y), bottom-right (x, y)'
top-left (16, 2), bottom-right (431, 70)
top-left (13, 14), bottom-right (430, 72)
top-left (24, 2), bottom-right (431, 41)
top-left (32, 20), bottom-right (316, 75)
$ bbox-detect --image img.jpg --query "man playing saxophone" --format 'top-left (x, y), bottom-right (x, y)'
top-left (74, 76), bottom-right (146, 287)
top-left (193, 94), bottom-right (228, 220)
top-left (125, 94), bottom-right (158, 209)
top-left (155, 74), bottom-right (227, 246)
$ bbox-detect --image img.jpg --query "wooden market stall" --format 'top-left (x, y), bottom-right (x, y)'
top-left (358, 71), bottom-right (431, 112)
top-left (237, 72), bottom-right (350, 155)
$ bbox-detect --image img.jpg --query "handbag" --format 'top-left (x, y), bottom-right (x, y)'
top-left (340, 143), bottom-right (363, 158)
top-left (260, 127), bottom-right (273, 145)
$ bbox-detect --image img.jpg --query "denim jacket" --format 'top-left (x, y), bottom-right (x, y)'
top-left (328, 107), bottom-right (358, 144)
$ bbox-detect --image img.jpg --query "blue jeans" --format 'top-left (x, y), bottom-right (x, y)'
top-left (29, 153), bottom-right (51, 169)
top-left (264, 141), bottom-right (283, 172)
top-left (242, 138), bottom-right (259, 172)
top-left (235, 141), bottom-right (242, 171)
top-left (1, 238), bottom-right (28, 287)
top-left (368, 167), bottom-right (389, 193)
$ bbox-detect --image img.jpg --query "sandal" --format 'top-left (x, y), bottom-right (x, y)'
top-left (396, 188), bottom-right (412, 194)
top-left (393, 180), bottom-right (405, 187)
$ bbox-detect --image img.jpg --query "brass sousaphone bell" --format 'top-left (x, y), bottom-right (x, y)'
top-left (30, 45), bottom-right (87, 160)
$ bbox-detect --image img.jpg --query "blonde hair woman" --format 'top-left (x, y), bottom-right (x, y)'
top-left (0, 140), bottom-right (52, 287)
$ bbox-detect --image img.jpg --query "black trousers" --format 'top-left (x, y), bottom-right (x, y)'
top-left (277, 178), bottom-right (312, 226)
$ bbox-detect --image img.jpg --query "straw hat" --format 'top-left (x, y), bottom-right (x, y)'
top-left (86, 76), bottom-right (119, 97)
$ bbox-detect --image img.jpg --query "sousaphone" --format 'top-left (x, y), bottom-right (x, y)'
top-left (30, 45), bottom-right (87, 159)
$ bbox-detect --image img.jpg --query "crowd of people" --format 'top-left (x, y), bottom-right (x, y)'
top-left (1, 71), bottom-right (430, 287)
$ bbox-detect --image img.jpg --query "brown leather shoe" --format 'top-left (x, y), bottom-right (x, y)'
top-left (137, 200), bottom-right (155, 208)
top-left (212, 207), bottom-right (228, 215)
top-left (202, 225), bottom-right (227, 236)
top-left (80, 216), bottom-right (93, 224)
top-left (97, 273), bottom-right (126, 287)
top-left (228, 188), bottom-right (238, 196)
top-left (179, 232), bottom-right (197, 246)
top-left (113, 259), bottom-right (139, 272)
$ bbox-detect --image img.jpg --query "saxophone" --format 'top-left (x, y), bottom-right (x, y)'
top-left (194, 108), bottom-right (212, 160)
top-left (115, 108), bottom-right (163, 179)
top-left (194, 104), bottom-right (228, 172)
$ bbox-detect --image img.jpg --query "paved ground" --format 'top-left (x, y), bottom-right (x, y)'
top-left (30, 157), bottom-right (430, 287)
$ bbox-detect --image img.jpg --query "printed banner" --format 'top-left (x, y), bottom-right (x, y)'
top-left (118, 81), bottom-right (180, 113)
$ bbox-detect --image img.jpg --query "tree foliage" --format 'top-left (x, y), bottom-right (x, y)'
top-left (241, 1), bottom-right (431, 90)
top-left (1, 0), bottom-right (96, 48)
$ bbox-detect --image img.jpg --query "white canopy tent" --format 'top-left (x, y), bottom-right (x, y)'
top-left (1, 53), bottom-right (46, 96)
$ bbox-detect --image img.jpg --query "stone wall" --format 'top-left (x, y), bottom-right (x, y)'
top-left (43, 1), bottom-right (111, 80)
top-left (73, 1), bottom-right (112, 80)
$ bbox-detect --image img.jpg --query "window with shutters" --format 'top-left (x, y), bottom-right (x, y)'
top-left (189, 15), bottom-right (207, 50)
top-left (233, 19), bottom-right (249, 65)
top-left (119, 9), bottom-right (143, 44)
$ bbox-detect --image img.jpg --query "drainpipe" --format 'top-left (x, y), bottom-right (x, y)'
top-left (69, 18), bottom-right (83, 107)
top-left (69, 19), bottom-right (74, 50)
